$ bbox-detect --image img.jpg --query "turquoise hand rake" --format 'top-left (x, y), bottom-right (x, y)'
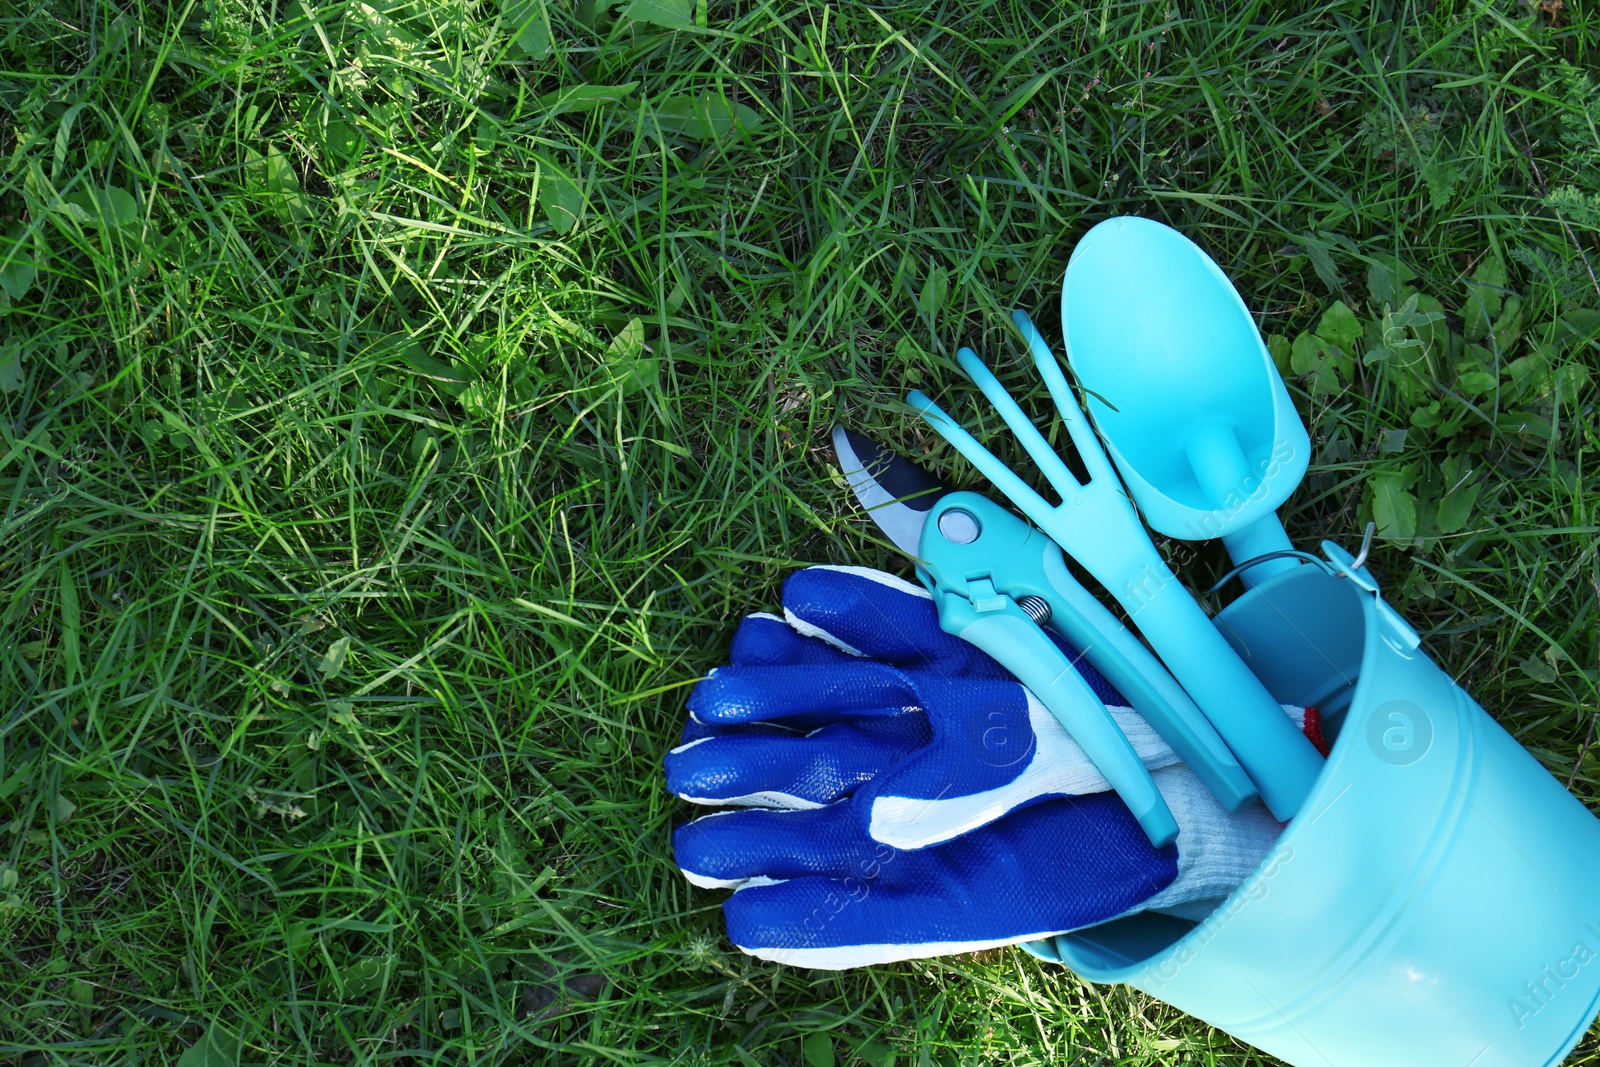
top-left (908, 310), bottom-right (1323, 820)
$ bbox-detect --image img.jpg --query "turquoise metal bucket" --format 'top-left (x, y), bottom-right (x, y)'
top-left (1026, 543), bottom-right (1600, 1066)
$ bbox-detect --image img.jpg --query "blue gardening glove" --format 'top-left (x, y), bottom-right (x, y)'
top-left (667, 566), bottom-right (1297, 968)
top-left (671, 565), bottom-right (1285, 849)
top-left (675, 787), bottom-right (1179, 967)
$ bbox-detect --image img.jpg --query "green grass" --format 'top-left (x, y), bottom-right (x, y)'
top-left (1, 0), bottom-right (1597, 1063)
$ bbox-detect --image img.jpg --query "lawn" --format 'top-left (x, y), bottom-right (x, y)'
top-left (1, 0), bottom-right (1597, 1063)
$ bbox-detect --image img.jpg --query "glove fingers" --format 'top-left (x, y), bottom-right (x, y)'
top-left (677, 714), bottom-right (798, 746)
top-left (674, 803), bottom-right (886, 888)
top-left (723, 876), bottom-right (1029, 968)
top-left (666, 716), bottom-right (931, 809)
top-left (720, 794), bottom-right (1178, 968)
top-left (727, 613), bottom-right (860, 668)
top-left (780, 567), bottom-right (1011, 678)
top-left (782, 566), bottom-right (1130, 703)
top-left (687, 661), bottom-right (919, 727)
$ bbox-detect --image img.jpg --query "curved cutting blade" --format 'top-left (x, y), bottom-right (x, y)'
top-left (830, 424), bottom-right (949, 556)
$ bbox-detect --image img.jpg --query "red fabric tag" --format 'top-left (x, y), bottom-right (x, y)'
top-left (1302, 706), bottom-right (1330, 757)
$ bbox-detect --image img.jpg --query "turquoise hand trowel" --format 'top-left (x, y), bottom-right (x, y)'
top-left (1060, 217), bottom-right (1310, 588)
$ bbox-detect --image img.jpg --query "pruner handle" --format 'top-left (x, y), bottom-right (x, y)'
top-left (935, 592), bottom-right (1179, 848)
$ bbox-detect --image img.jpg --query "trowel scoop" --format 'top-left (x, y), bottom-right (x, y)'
top-left (1060, 217), bottom-right (1309, 587)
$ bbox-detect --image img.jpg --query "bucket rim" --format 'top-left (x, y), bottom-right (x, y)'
top-left (1040, 540), bottom-right (1416, 981)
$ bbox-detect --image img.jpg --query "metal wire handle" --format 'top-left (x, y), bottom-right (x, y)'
top-left (1344, 521), bottom-right (1378, 573)
top-left (1204, 521), bottom-right (1380, 594)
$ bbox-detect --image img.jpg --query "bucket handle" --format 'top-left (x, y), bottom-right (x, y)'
top-left (1205, 522), bottom-right (1376, 594)
top-left (1207, 523), bottom-right (1419, 653)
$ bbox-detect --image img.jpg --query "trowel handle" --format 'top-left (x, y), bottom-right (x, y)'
top-left (1112, 543), bottom-right (1324, 821)
top-left (1037, 545), bottom-right (1259, 811)
top-left (1220, 519), bottom-right (1299, 588)
top-left (1184, 421), bottom-right (1299, 589)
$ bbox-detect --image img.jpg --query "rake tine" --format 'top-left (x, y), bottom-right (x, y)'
top-left (907, 390), bottom-right (1056, 530)
top-left (954, 347), bottom-right (1083, 503)
top-left (1013, 309), bottom-right (1118, 486)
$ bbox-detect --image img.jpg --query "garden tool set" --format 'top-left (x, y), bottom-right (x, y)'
top-left (671, 217), bottom-right (1600, 1066)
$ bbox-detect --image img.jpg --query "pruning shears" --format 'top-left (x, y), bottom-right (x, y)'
top-left (831, 426), bottom-right (1257, 847)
